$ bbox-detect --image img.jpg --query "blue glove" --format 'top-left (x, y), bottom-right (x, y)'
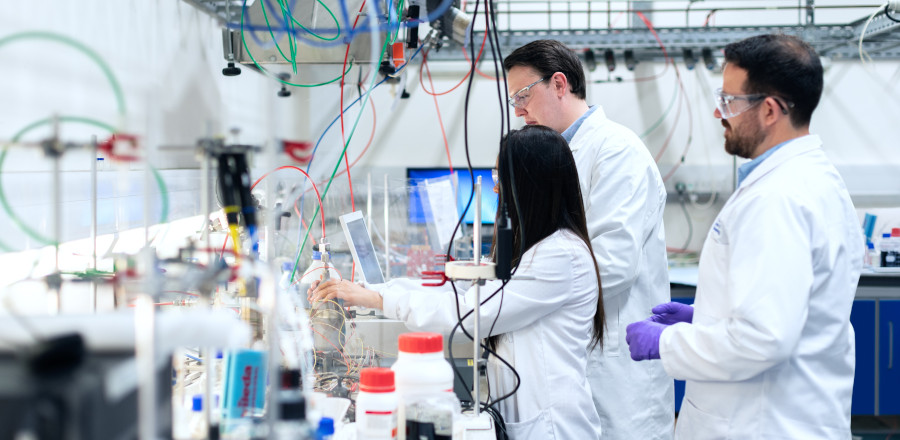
top-left (649, 301), bottom-right (694, 325)
top-left (625, 320), bottom-right (666, 361)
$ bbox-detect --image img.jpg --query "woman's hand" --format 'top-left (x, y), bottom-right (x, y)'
top-left (308, 279), bottom-right (383, 310)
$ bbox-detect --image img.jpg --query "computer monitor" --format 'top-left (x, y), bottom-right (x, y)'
top-left (407, 168), bottom-right (498, 225)
top-left (339, 211), bottom-right (386, 284)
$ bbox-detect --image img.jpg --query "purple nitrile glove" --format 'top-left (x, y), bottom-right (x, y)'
top-left (648, 301), bottom-right (694, 325)
top-left (625, 320), bottom-right (666, 361)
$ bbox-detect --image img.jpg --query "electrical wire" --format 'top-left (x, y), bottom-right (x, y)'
top-left (288, 0), bottom-right (392, 283)
top-left (859, 2), bottom-right (889, 65)
top-left (251, 165), bottom-right (326, 238)
top-left (422, 54), bottom-right (454, 174)
top-left (419, 28), bottom-right (490, 97)
top-left (230, 0), bottom-right (454, 46)
top-left (635, 11), bottom-right (694, 182)
top-left (240, 0), bottom-right (353, 87)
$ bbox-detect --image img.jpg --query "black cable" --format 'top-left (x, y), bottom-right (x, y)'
top-left (444, 0), bottom-right (485, 406)
top-left (886, 4), bottom-right (900, 22)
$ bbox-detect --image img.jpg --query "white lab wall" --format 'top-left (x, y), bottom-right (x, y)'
top-left (2, 0), bottom-right (898, 259)
top-left (0, 1), bottom-right (292, 253)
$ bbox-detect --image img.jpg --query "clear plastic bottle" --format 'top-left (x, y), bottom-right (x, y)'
top-left (356, 368), bottom-right (399, 440)
top-left (391, 333), bottom-right (460, 440)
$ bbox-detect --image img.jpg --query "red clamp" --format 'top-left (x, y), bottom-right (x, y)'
top-left (421, 254), bottom-right (455, 287)
top-left (421, 270), bottom-right (449, 287)
top-left (98, 133), bottom-right (141, 162)
top-left (282, 140), bottom-right (313, 164)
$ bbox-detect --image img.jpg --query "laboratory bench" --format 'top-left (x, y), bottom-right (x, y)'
top-left (670, 272), bottom-right (900, 419)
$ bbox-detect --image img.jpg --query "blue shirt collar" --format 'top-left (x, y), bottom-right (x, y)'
top-left (737, 140), bottom-right (791, 187)
top-left (561, 105), bottom-right (597, 143)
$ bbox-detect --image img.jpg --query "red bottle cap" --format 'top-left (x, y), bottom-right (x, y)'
top-left (359, 368), bottom-right (395, 393)
top-left (892, 228), bottom-right (900, 237)
top-left (398, 332), bottom-right (443, 354)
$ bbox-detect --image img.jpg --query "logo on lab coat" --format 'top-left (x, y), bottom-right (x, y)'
top-left (712, 219), bottom-right (729, 244)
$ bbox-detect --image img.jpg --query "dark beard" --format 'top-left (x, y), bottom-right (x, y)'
top-left (723, 119), bottom-right (765, 159)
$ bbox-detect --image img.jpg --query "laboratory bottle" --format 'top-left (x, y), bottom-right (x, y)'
top-left (187, 395), bottom-right (205, 439)
top-left (298, 250), bottom-right (342, 295)
top-left (356, 368), bottom-right (399, 440)
top-left (274, 399), bottom-right (313, 439)
top-left (274, 369), bottom-right (314, 439)
top-left (315, 417), bottom-right (335, 440)
top-left (865, 242), bottom-right (878, 268)
top-left (881, 230), bottom-right (900, 268)
top-left (391, 333), bottom-right (460, 440)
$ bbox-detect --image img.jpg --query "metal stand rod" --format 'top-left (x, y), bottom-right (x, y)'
top-left (136, 294), bottom-right (156, 440)
top-left (91, 138), bottom-right (98, 313)
top-left (473, 282), bottom-right (481, 417)
top-left (472, 178), bottom-right (482, 417)
top-left (367, 173), bottom-right (373, 237)
top-left (51, 116), bottom-right (61, 314)
top-left (384, 174), bottom-right (390, 281)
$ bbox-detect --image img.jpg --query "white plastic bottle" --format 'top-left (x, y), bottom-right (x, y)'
top-left (298, 249), bottom-right (342, 294)
top-left (187, 395), bottom-right (206, 439)
top-left (391, 333), bottom-right (460, 440)
top-left (879, 232), bottom-right (900, 268)
top-left (356, 368), bottom-right (399, 440)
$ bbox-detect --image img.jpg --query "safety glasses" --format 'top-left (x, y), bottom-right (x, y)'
top-left (713, 88), bottom-right (766, 119)
top-left (508, 78), bottom-right (547, 109)
top-left (713, 88), bottom-right (794, 119)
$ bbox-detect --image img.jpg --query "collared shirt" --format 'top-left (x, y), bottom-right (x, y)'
top-left (561, 105), bottom-right (597, 143)
top-left (737, 140), bottom-right (790, 187)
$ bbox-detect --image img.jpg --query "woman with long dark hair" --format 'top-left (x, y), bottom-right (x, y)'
top-left (311, 125), bottom-right (605, 439)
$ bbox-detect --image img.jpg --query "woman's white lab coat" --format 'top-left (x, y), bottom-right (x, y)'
top-left (374, 230), bottom-right (602, 440)
top-left (569, 106), bottom-right (675, 439)
top-left (659, 135), bottom-right (864, 439)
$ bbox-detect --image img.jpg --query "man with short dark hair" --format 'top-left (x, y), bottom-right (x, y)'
top-left (504, 39), bottom-right (674, 439)
top-left (626, 34), bottom-right (864, 439)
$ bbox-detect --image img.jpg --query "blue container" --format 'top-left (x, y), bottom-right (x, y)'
top-left (222, 349), bottom-right (267, 420)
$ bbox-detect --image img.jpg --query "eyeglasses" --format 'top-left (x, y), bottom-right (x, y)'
top-left (491, 168), bottom-right (499, 184)
top-left (713, 88), bottom-right (794, 119)
top-left (508, 78), bottom-right (547, 109)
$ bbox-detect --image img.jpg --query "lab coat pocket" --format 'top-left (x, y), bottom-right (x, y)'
top-left (504, 409), bottom-right (554, 440)
top-left (675, 398), bottom-right (730, 440)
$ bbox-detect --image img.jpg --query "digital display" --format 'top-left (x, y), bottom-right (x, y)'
top-left (343, 215), bottom-right (385, 284)
top-left (407, 168), bottom-right (498, 225)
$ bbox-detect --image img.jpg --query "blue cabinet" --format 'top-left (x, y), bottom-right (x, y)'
top-left (851, 300), bottom-right (876, 415)
top-left (879, 300), bottom-right (900, 415)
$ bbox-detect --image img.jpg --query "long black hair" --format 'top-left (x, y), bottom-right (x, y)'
top-left (492, 124), bottom-right (604, 349)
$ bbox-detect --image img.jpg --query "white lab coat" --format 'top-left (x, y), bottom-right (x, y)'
top-left (570, 106), bottom-right (674, 439)
top-left (375, 230), bottom-right (603, 440)
top-left (659, 135), bottom-right (864, 439)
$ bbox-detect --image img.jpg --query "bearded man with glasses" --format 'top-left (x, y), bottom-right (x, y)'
top-left (626, 34), bottom-right (863, 439)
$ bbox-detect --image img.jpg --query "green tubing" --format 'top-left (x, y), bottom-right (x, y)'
top-left (289, 27), bottom-right (389, 282)
top-left (639, 82), bottom-right (679, 139)
top-left (0, 32), bottom-right (126, 116)
top-left (1, 116), bottom-right (169, 248)
top-left (242, 1), bottom-right (353, 87)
